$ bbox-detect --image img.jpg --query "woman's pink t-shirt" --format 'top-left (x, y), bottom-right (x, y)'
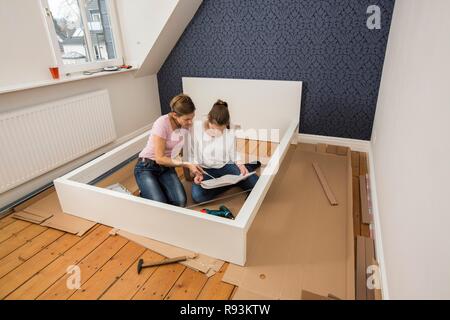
top-left (139, 115), bottom-right (187, 160)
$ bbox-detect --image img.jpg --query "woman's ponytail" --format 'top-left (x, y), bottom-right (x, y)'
top-left (208, 99), bottom-right (230, 129)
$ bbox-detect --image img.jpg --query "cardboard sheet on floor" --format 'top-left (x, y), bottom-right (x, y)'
top-left (221, 146), bottom-right (355, 300)
top-left (110, 228), bottom-right (224, 277)
top-left (23, 192), bottom-right (96, 236)
top-left (12, 210), bottom-right (52, 224)
top-left (232, 287), bottom-right (273, 300)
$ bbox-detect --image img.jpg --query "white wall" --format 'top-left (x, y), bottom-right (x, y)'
top-left (115, 0), bottom-right (178, 67)
top-left (371, 0), bottom-right (450, 299)
top-left (0, 0), bottom-right (162, 210)
top-left (0, 1), bottom-right (56, 87)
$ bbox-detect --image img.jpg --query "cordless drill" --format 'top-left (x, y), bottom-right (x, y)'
top-left (201, 205), bottom-right (235, 220)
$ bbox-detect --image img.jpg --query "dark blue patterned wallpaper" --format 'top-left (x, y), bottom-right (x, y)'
top-left (157, 0), bottom-right (395, 140)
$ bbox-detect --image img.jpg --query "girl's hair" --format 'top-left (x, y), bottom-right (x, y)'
top-left (170, 94), bottom-right (196, 116)
top-left (208, 100), bottom-right (230, 129)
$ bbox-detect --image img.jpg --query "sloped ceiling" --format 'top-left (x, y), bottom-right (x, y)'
top-left (134, 0), bottom-right (203, 77)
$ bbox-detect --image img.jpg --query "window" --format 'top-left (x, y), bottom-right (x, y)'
top-left (91, 12), bottom-right (101, 22)
top-left (41, 0), bottom-right (122, 74)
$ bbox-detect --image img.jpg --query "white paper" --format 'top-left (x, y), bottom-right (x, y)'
top-left (200, 172), bottom-right (257, 189)
top-left (106, 183), bottom-right (132, 194)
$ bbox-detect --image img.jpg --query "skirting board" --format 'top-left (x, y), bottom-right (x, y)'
top-left (298, 134), bottom-right (371, 153)
top-left (367, 143), bottom-right (389, 300)
top-left (298, 132), bottom-right (387, 300)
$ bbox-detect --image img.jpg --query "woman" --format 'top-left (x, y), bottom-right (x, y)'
top-left (134, 94), bottom-right (204, 207)
top-left (190, 100), bottom-right (260, 204)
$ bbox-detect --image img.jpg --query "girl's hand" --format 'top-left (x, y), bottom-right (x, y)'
top-left (238, 164), bottom-right (249, 176)
top-left (193, 174), bottom-right (204, 185)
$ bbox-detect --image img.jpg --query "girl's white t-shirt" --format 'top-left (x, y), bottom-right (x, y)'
top-left (189, 122), bottom-right (241, 169)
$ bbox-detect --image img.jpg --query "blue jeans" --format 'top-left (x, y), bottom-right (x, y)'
top-left (134, 159), bottom-right (187, 207)
top-left (191, 163), bottom-right (260, 204)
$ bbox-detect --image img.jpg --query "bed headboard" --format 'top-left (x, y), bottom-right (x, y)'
top-left (182, 77), bottom-right (302, 142)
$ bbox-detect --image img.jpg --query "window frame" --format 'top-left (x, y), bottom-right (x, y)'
top-left (40, 0), bottom-right (124, 75)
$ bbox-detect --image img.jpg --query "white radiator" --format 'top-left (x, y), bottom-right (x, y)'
top-left (0, 90), bottom-right (116, 193)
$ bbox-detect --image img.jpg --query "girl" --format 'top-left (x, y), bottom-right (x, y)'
top-left (135, 94), bottom-right (204, 207)
top-left (190, 100), bottom-right (260, 204)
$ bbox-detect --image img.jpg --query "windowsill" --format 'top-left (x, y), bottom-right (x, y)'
top-left (0, 67), bottom-right (138, 95)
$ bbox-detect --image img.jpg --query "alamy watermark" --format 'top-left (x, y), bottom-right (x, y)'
top-left (367, 5), bottom-right (381, 30)
top-left (66, 265), bottom-right (81, 290)
top-left (367, 264), bottom-right (381, 290)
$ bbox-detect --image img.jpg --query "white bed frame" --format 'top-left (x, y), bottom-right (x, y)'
top-left (54, 78), bottom-right (302, 265)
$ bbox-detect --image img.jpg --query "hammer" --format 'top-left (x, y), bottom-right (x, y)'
top-left (137, 254), bottom-right (198, 274)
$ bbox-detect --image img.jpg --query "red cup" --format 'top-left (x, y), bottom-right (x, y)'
top-left (49, 67), bottom-right (60, 80)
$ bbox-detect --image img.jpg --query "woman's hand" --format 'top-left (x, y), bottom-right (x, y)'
top-left (185, 163), bottom-right (205, 177)
top-left (238, 164), bottom-right (249, 176)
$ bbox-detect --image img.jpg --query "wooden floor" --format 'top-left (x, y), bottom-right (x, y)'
top-left (0, 143), bottom-right (370, 300)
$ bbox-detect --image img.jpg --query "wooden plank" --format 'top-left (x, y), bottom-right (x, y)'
top-left (69, 241), bottom-right (145, 300)
top-left (298, 142), bottom-right (316, 153)
top-left (197, 263), bottom-right (235, 300)
top-left (244, 139), bottom-right (250, 155)
top-left (356, 236), bottom-right (367, 300)
top-left (337, 146), bottom-right (350, 156)
top-left (359, 153), bottom-right (368, 175)
top-left (0, 215), bottom-right (16, 229)
top-left (0, 224), bottom-right (47, 260)
top-left (258, 141), bottom-right (277, 157)
top-left (351, 151), bottom-right (360, 177)
top-left (100, 249), bottom-right (164, 300)
top-left (267, 141), bottom-right (272, 157)
top-left (0, 231), bottom-right (84, 299)
top-left (326, 144), bottom-right (338, 155)
top-left (352, 177), bottom-right (361, 237)
top-left (0, 220), bottom-right (32, 243)
top-left (359, 175), bottom-right (372, 224)
top-left (312, 162), bottom-right (338, 206)
top-left (361, 224), bottom-right (371, 238)
top-left (236, 139), bottom-right (247, 153)
top-left (246, 139), bottom-right (259, 156)
top-left (7, 225), bottom-right (112, 300)
top-left (132, 263), bottom-right (186, 300)
top-left (316, 143), bottom-right (327, 153)
top-left (375, 289), bottom-right (383, 300)
top-left (0, 229), bottom-right (64, 279)
top-left (165, 268), bottom-right (208, 300)
top-left (37, 233), bottom-right (128, 300)
top-left (365, 237), bottom-right (376, 300)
